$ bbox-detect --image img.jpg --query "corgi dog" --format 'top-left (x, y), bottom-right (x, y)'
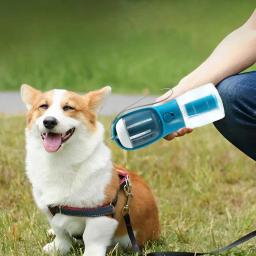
top-left (21, 84), bottom-right (160, 256)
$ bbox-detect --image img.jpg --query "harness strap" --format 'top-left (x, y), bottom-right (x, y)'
top-left (47, 170), bottom-right (127, 219)
top-left (48, 189), bottom-right (119, 218)
top-left (48, 204), bottom-right (115, 218)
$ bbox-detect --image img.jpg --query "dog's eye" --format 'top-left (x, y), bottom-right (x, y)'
top-left (63, 105), bottom-right (75, 112)
top-left (39, 104), bottom-right (49, 110)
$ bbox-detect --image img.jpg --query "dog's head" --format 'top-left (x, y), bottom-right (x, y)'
top-left (21, 84), bottom-right (111, 153)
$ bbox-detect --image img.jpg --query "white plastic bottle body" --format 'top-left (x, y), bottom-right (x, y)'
top-left (176, 83), bottom-right (225, 129)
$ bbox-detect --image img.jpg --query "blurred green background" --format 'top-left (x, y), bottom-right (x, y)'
top-left (0, 0), bottom-right (255, 93)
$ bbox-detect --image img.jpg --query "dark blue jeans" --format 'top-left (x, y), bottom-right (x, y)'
top-left (214, 71), bottom-right (256, 161)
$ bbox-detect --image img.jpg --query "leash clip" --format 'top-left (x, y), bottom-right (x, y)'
top-left (123, 176), bottom-right (133, 215)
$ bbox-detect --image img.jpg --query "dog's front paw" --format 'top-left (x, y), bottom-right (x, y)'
top-left (43, 240), bottom-right (71, 255)
top-left (84, 245), bottom-right (106, 256)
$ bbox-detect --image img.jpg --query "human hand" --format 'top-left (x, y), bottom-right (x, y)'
top-left (163, 128), bottom-right (193, 141)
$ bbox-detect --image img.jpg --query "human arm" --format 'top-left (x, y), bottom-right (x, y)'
top-left (159, 9), bottom-right (256, 140)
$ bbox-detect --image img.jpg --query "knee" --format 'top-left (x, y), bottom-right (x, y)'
top-left (214, 72), bottom-right (256, 128)
top-left (216, 75), bottom-right (240, 120)
top-left (217, 73), bottom-right (248, 104)
top-left (216, 72), bottom-right (256, 116)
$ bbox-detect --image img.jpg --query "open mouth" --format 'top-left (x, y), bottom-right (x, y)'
top-left (41, 128), bottom-right (75, 152)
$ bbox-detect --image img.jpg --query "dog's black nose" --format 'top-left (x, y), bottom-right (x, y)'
top-left (43, 117), bottom-right (58, 129)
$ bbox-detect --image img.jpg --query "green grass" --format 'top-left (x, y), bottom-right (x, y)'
top-left (0, 0), bottom-right (255, 93)
top-left (0, 115), bottom-right (256, 256)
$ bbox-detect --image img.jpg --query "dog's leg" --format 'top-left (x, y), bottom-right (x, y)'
top-left (43, 216), bottom-right (72, 255)
top-left (83, 216), bottom-right (118, 256)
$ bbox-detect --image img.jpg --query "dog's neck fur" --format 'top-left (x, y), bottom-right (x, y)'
top-left (25, 121), bottom-right (113, 209)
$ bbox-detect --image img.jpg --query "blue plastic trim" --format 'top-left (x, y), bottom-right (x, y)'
top-left (154, 99), bottom-right (185, 137)
top-left (111, 99), bottom-right (186, 150)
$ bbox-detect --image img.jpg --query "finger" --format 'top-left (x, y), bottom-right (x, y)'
top-left (164, 132), bottom-right (178, 141)
top-left (177, 128), bottom-right (193, 137)
top-left (177, 129), bottom-right (187, 136)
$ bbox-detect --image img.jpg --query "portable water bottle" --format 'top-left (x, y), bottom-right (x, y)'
top-left (112, 83), bottom-right (225, 150)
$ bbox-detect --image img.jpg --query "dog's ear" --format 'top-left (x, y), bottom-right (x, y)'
top-left (85, 86), bottom-right (111, 113)
top-left (20, 84), bottom-right (41, 110)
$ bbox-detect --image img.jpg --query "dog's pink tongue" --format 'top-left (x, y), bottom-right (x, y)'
top-left (43, 133), bottom-right (62, 152)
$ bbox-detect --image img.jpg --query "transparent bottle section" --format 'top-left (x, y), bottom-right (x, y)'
top-left (176, 83), bottom-right (225, 129)
top-left (123, 109), bottom-right (162, 148)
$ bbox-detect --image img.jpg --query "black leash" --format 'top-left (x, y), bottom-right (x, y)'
top-left (140, 227), bottom-right (256, 256)
top-left (123, 213), bottom-right (141, 253)
top-left (123, 219), bottom-right (256, 255)
top-left (119, 174), bottom-right (256, 255)
top-left (146, 229), bottom-right (256, 255)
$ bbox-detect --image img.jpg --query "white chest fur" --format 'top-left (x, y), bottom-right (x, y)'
top-left (25, 123), bottom-right (113, 211)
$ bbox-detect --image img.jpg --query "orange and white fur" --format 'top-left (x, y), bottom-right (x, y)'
top-left (21, 84), bottom-right (160, 256)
